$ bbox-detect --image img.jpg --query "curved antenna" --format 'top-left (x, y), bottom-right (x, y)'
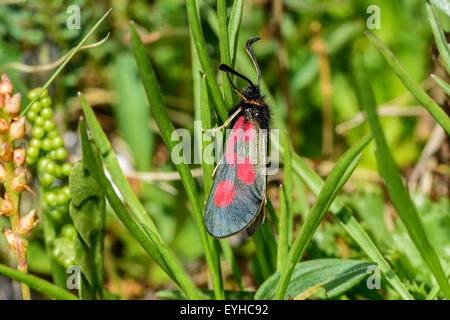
top-left (219, 64), bottom-right (255, 88)
top-left (246, 37), bottom-right (261, 87)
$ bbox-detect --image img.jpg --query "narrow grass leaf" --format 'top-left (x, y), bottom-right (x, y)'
top-left (228, 0), bottom-right (244, 66)
top-left (217, 0), bottom-right (233, 108)
top-left (427, 3), bottom-right (450, 72)
top-left (186, 0), bottom-right (228, 119)
top-left (0, 264), bottom-right (78, 300)
top-left (354, 49), bottom-right (450, 299)
top-left (282, 129), bottom-right (294, 244)
top-left (431, 74), bottom-right (450, 95)
top-left (366, 31), bottom-right (450, 135)
top-left (276, 184), bottom-right (288, 272)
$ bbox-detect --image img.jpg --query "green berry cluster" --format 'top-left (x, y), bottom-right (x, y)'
top-left (51, 224), bottom-right (77, 268)
top-left (43, 185), bottom-right (71, 221)
top-left (26, 88), bottom-right (68, 167)
top-left (26, 88), bottom-right (76, 267)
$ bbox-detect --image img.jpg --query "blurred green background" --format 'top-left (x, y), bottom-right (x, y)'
top-left (0, 0), bottom-right (448, 299)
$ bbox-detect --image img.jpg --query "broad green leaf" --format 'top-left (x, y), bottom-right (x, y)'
top-left (69, 162), bottom-right (105, 247)
top-left (256, 259), bottom-right (377, 300)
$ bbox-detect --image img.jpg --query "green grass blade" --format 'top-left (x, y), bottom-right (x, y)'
top-left (365, 31), bottom-right (450, 135)
top-left (78, 93), bottom-right (160, 238)
top-left (427, 3), bottom-right (450, 72)
top-left (276, 184), bottom-right (288, 272)
top-left (354, 49), bottom-right (450, 299)
top-left (217, 0), bottom-right (233, 108)
top-left (200, 74), bottom-right (214, 197)
top-left (78, 119), bottom-right (201, 299)
top-left (0, 264), bottom-right (78, 300)
top-left (228, 0), bottom-right (244, 66)
top-left (20, 8), bottom-right (111, 117)
top-left (282, 129), bottom-right (294, 244)
top-left (274, 136), bottom-right (368, 300)
top-left (130, 22), bottom-right (225, 300)
top-left (186, 0), bottom-right (229, 119)
top-left (111, 53), bottom-right (154, 171)
top-left (266, 197), bottom-right (279, 231)
top-left (431, 73), bottom-right (450, 95)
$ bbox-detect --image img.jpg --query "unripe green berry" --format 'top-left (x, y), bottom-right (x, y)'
top-left (55, 147), bottom-right (67, 160)
top-left (63, 257), bottom-right (75, 268)
top-left (62, 185), bottom-right (71, 199)
top-left (51, 247), bottom-right (61, 259)
top-left (28, 87), bottom-right (47, 100)
top-left (41, 96), bottom-right (52, 108)
top-left (26, 110), bottom-right (37, 121)
top-left (48, 150), bottom-right (57, 160)
top-left (61, 163), bottom-right (73, 176)
top-left (26, 155), bottom-right (35, 164)
top-left (44, 161), bottom-right (56, 174)
top-left (47, 130), bottom-right (59, 138)
top-left (56, 193), bottom-right (67, 205)
top-left (41, 172), bottom-right (54, 187)
top-left (41, 107), bottom-right (53, 119)
top-left (35, 116), bottom-right (45, 127)
top-left (30, 138), bottom-right (41, 149)
top-left (28, 88), bottom-right (39, 101)
top-left (38, 158), bottom-right (50, 171)
top-left (32, 126), bottom-right (45, 138)
top-left (52, 136), bottom-right (64, 148)
top-left (27, 146), bottom-right (39, 158)
top-left (49, 208), bottom-right (62, 221)
top-left (41, 138), bottom-right (53, 151)
top-left (61, 224), bottom-right (77, 240)
top-left (43, 120), bottom-right (55, 132)
top-left (44, 191), bottom-right (56, 204)
top-left (30, 101), bottom-right (42, 113)
top-left (53, 164), bottom-right (62, 178)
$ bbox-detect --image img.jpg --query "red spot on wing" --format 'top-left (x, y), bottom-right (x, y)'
top-left (237, 158), bottom-right (255, 184)
top-left (214, 180), bottom-right (235, 207)
top-left (225, 116), bottom-right (244, 166)
top-left (242, 121), bottom-right (255, 142)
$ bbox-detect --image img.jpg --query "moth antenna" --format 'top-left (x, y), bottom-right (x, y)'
top-left (219, 64), bottom-right (255, 88)
top-left (246, 37), bottom-right (261, 87)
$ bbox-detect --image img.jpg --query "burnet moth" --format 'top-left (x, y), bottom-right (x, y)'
top-left (204, 37), bottom-right (270, 239)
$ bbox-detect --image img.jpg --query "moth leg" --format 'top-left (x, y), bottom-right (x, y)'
top-left (212, 160), bottom-right (222, 178)
top-left (202, 107), bottom-right (242, 134)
